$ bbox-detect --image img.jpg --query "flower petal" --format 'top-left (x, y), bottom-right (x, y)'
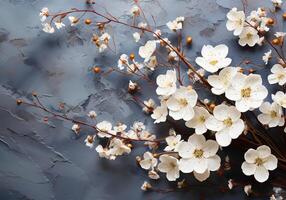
top-left (241, 161), bottom-right (256, 176)
top-left (254, 166), bottom-right (269, 183)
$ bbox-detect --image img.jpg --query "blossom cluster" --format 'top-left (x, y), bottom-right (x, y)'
top-left (39, 0), bottom-right (286, 197)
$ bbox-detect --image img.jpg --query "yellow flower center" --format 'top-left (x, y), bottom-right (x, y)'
top-left (209, 60), bottom-right (218, 66)
top-left (241, 87), bottom-right (251, 97)
top-left (278, 74), bottom-right (285, 80)
top-left (223, 117), bottom-right (233, 127)
top-left (255, 158), bottom-right (264, 166)
top-left (246, 33), bottom-right (253, 39)
top-left (179, 98), bottom-right (188, 106)
top-left (199, 116), bottom-right (206, 123)
top-left (194, 149), bottom-right (204, 158)
top-left (270, 111), bottom-right (277, 118)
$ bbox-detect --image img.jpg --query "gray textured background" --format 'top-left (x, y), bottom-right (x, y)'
top-left (0, 0), bottom-right (284, 199)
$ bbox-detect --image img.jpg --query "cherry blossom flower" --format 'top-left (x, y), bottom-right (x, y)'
top-left (68, 16), bottom-right (79, 26)
top-left (139, 40), bottom-right (157, 62)
top-left (139, 152), bottom-right (158, 170)
top-left (118, 54), bottom-right (129, 70)
top-left (166, 16), bottom-right (184, 31)
top-left (42, 23), bottom-right (55, 33)
top-left (141, 181), bottom-right (152, 191)
top-left (84, 135), bottom-right (95, 148)
top-left (207, 67), bottom-right (238, 95)
top-left (195, 44), bottom-right (232, 73)
top-left (166, 86), bottom-right (198, 121)
top-left (178, 134), bottom-right (221, 175)
top-left (168, 51), bottom-right (179, 61)
top-left (99, 44), bottom-right (107, 53)
top-left (226, 8), bottom-right (245, 36)
top-left (145, 56), bottom-right (157, 70)
top-left (157, 155), bottom-right (180, 181)
top-left (151, 104), bottom-right (168, 123)
top-left (133, 32), bottom-right (140, 42)
top-left (138, 22), bottom-right (147, 29)
top-left (156, 69), bottom-right (177, 96)
top-left (268, 64), bottom-right (286, 85)
top-left (241, 145), bottom-right (278, 182)
top-left (205, 104), bottom-right (244, 147)
top-left (272, 91), bottom-right (286, 108)
top-left (130, 5), bottom-right (140, 16)
top-left (262, 50), bottom-right (272, 65)
top-left (272, 0), bottom-right (283, 8)
top-left (142, 98), bottom-right (156, 114)
top-left (238, 27), bottom-right (259, 47)
top-left (148, 170), bottom-right (160, 179)
top-left (113, 123), bottom-right (127, 133)
top-left (258, 102), bottom-right (284, 127)
top-left (71, 124), bottom-right (80, 134)
top-left (99, 33), bottom-right (111, 44)
top-left (225, 73), bottom-right (268, 112)
top-left (87, 110), bottom-right (97, 119)
top-left (54, 21), bottom-right (65, 29)
top-left (108, 138), bottom-right (131, 156)
top-left (185, 106), bottom-right (211, 135)
top-left (39, 7), bottom-right (49, 22)
top-left (96, 121), bottom-right (115, 138)
top-left (244, 185), bottom-right (252, 196)
top-left (164, 134), bottom-right (182, 151)
top-left (131, 121), bottom-right (146, 132)
top-left (96, 145), bottom-right (115, 160)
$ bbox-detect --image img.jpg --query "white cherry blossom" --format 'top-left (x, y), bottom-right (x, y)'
top-left (139, 152), bottom-right (158, 170)
top-left (166, 86), bottom-right (198, 121)
top-left (108, 138), bottom-right (131, 156)
top-left (157, 155), bottom-right (180, 181)
top-left (272, 91), bottom-right (286, 108)
top-left (87, 110), bottom-right (97, 119)
top-left (195, 44), bottom-right (232, 73)
top-left (207, 67), bottom-right (238, 95)
top-left (166, 16), bottom-right (184, 31)
top-left (185, 106), bottom-right (211, 135)
top-left (54, 21), bottom-right (65, 29)
top-left (39, 7), bottom-right (49, 22)
top-left (262, 50), bottom-right (272, 65)
top-left (272, 0), bottom-right (283, 8)
top-left (238, 26), bottom-right (259, 47)
top-left (118, 54), bottom-right (129, 70)
top-left (71, 124), bottom-right (80, 134)
top-left (130, 5), bottom-right (140, 16)
top-left (156, 69), bottom-right (177, 96)
top-left (133, 32), bottom-right (140, 42)
top-left (268, 64), bottom-right (286, 85)
top-left (225, 73), bottom-right (268, 112)
top-left (151, 104), bottom-right (168, 123)
top-left (205, 104), bottom-right (245, 147)
top-left (68, 16), bottom-right (79, 26)
top-left (139, 40), bottom-right (157, 62)
top-left (96, 121), bottom-right (115, 138)
top-left (241, 145), bottom-right (278, 183)
top-left (258, 102), bottom-right (284, 127)
top-left (164, 135), bottom-right (182, 151)
top-left (178, 134), bottom-right (221, 174)
top-left (226, 8), bottom-right (245, 36)
top-left (138, 22), bottom-right (147, 29)
top-left (42, 23), bottom-right (55, 33)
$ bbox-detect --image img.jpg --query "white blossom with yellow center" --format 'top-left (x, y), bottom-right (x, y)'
top-left (241, 145), bottom-right (278, 183)
top-left (166, 86), bottom-right (198, 121)
top-left (205, 104), bottom-right (245, 147)
top-left (195, 44), bottom-right (232, 73)
top-left (225, 73), bottom-right (268, 112)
